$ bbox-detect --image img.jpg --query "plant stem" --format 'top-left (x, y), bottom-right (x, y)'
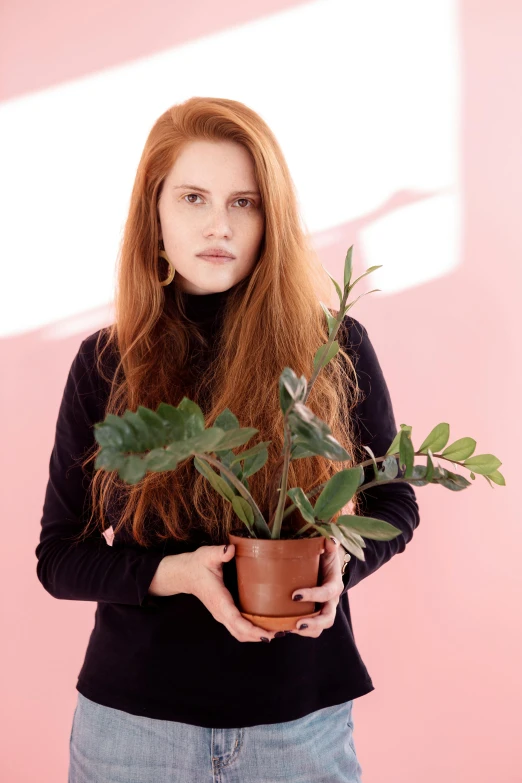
top-left (302, 299), bottom-right (348, 406)
top-left (194, 452), bottom-right (272, 539)
top-left (357, 451), bottom-right (462, 472)
top-left (285, 450), bottom-right (466, 534)
top-left (291, 521), bottom-right (316, 537)
top-left (269, 293), bottom-right (349, 538)
top-left (269, 411), bottom-right (293, 539)
top-left (352, 475), bottom-right (415, 492)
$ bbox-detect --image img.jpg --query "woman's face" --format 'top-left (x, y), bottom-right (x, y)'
top-left (157, 139), bottom-right (265, 295)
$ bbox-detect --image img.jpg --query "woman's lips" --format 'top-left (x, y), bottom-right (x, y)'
top-left (197, 254), bottom-right (235, 263)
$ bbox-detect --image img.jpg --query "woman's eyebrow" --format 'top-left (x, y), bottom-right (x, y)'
top-left (173, 183), bottom-right (260, 197)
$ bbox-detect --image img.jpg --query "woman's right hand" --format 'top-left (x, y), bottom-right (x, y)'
top-left (184, 543), bottom-right (278, 644)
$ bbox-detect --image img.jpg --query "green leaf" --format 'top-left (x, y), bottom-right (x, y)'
top-left (290, 443), bottom-right (316, 460)
top-left (287, 487), bottom-right (316, 525)
top-left (418, 423), bottom-right (450, 454)
top-left (321, 263), bottom-right (343, 303)
top-left (343, 245), bottom-right (354, 291)
top-left (241, 446), bottom-right (269, 479)
top-left (93, 421), bottom-right (124, 449)
top-left (189, 428), bottom-right (229, 453)
top-left (217, 449), bottom-right (244, 482)
top-left (177, 398), bottom-right (205, 436)
top-left (380, 454), bottom-right (399, 480)
top-left (336, 514), bottom-right (403, 541)
top-left (155, 403), bottom-right (186, 443)
top-left (407, 464), bottom-right (430, 486)
top-left (136, 406), bottom-right (169, 449)
top-left (437, 469), bottom-right (472, 491)
top-left (432, 466), bottom-right (448, 481)
top-left (291, 430), bottom-right (351, 462)
top-left (164, 439), bottom-right (199, 462)
top-left (462, 454), bottom-right (502, 475)
top-left (440, 437), bottom-right (476, 461)
top-left (193, 456), bottom-right (236, 502)
top-left (279, 367), bottom-right (307, 415)
top-left (385, 424), bottom-right (412, 457)
top-left (122, 409), bottom-right (153, 452)
top-left (425, 449), bottom-right (435, 483)
top-left (312, 340), bottom-right (339, 374)
top-left (194, 456), bottom-right (271, 538)
top-left (94, 447), bottom-right (125, 471)
top-left (102, 413), bottom-right (138, 449)
top-left (213, 427), bottom-right (259, 451)
top-left (346, 265), bottom-right (382, 294)
top-left (214, 407), bottom-right (240, 431)
top-left (313, 468), bottom-right (362, 520)
top-left (289, 402), bottom-right (351, 461)
top-left (229, 440), bottom-right (271, 465)
top-left (319, 302), bottom-right (338, 337)
top-left (231, 495), bottom-right (255, 531)
top-left (343, 289), bottom-right (381, 314)
top-left (213, 412), bottom-right (242, 459)
top-left (226, 439), bottom-right (270, 479)
top-left (329, 522), bottom-right (355, 554)
top-left (307, 522), bottom-right (334, 540)
top-left (362, 445), bottom-right (380, 479)
top-left (118, 455), bottom-right (147, 484)
top-left (486, 469), bottom-right (505, 486)
top-left (333, 526), bottom-right (366, 560)
top-left (399, 428), bottom-right (415, 478)
top-left (143, 448), bottom-right (179, 472)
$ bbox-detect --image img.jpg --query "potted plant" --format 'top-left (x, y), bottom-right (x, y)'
top-left (93, 246), bottom-right (505, 631)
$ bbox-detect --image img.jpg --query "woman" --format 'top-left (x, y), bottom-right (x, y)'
top-left (36, 97), bottom-right (420, 782)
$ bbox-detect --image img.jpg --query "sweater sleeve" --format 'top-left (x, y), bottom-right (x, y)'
top-left (35, 333), bottom-right (166, 606)
top-left (340, 317), bottom-right (420, 593)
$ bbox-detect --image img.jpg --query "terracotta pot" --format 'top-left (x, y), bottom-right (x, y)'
top-left (228, 532), bottom-right (326, 632)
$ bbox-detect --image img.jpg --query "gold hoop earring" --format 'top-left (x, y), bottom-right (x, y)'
top-left (158, 246), bottom-right (175, 286)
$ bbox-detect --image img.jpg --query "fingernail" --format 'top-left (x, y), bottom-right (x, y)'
top-left (298, 624), bottom-right (308, 630)
top-left (330, 536), bottom-right (338, 544)
top-left (223, 544), bottom-right (228, 553)
top-left (274, 631), bottom-right (286, 638)
top-left (293, 594), bottom-right (303, 601)
top-left (260, 636), bottom-right (270, 642)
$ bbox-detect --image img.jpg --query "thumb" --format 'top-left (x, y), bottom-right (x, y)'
top-left (220, 542), bottom-right (235, 562)
top-left (323, 536), bottom-right (340, 557)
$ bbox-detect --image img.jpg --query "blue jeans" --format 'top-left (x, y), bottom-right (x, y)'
top-left (69, 692), bottom-right (363, 782)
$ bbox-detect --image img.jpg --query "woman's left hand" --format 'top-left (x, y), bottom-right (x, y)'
top-left (290, 536), bottom-right (346, 637)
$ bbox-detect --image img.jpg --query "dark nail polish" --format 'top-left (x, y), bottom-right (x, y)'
top-left (298, 624), bottom-right (308, 630)
top-left (293, 594), bottom-right (303, 601)
top-left (223, 544), bottom-right (228, 553)
top-left (274, 631), bottom-right (286, 637)
top-left (260, 636), bottom-right (270, 642)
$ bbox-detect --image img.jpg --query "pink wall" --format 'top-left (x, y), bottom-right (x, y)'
top-left (1, 1), bottom-right (520, 781)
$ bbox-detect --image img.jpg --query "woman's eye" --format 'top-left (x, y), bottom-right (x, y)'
top-left (184, 193), bottom-right (203, 204)
top-left (183, 194), bottom-right (254, 208)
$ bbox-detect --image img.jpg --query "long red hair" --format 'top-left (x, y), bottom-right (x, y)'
top-left (77, 96), bottom-right (365, 547)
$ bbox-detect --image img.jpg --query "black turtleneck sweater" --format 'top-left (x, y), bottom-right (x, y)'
top-left (35, 285), bottom-right (420, 729)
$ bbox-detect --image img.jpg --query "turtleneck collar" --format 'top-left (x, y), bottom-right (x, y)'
top-left (180, 285), bottom-right (235, 325)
